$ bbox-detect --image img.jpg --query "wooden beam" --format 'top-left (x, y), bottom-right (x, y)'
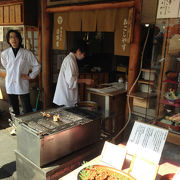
top-left (0, 0), bottom-right (23, 6)
top-left (127, 0), bottom-right (141, 93)
top-left (42, 0), bottom-right (52, 108)
top-left (125, 0), bottom-right (141, 121)
top-left (46, 1), bottom-right (135, 13)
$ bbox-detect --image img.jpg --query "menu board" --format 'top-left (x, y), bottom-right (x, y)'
top-left (126, 121), bottom-right (168, 164)
top-left (157, 0), bottom-right (180, 19)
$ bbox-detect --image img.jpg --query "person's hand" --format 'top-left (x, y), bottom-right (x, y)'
top-left (85, 79), bottom-right (94, 86)
top-left (21, 74), bottom-right (31, 80)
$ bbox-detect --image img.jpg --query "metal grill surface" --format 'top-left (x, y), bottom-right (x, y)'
top-left (17, 107), bottom-right (100, 135)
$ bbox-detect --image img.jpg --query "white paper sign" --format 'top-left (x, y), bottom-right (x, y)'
top-left (130, 156), bottom-right (158, 180)
top-left (0, 27), bottom-right (3, 42)
top-left (126, 121), bottom-right (168, 164)
top-left (157, 0), bottom-right (180, 19)
top-left (100, 141), bottom-right (126, 170)
top-left (173, 168), bottom-right (180, 180)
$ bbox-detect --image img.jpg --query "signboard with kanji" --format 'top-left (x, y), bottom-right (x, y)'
top-left (157, 0), bottom-right (180, 19)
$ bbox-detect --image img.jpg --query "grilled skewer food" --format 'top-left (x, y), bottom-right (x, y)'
top-left (53, 114), bottom-right (60, 122)
top-left (41, 112), bottom-right (51, 118)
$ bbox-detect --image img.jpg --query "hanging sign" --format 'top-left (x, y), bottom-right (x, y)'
top-left (157, 0), bottom-right (180, 19)
top-left (114, 8), bottom-right (130, 56)
top-left (53, 13), bottom-right (67, 50)
top-left (121, 18), bottom-right (128, 52)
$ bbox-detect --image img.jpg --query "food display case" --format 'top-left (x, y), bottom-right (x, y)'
top-left (154, 18), bottom-right (180, 143)
top-left (136, 18), bottom-right (180, 145)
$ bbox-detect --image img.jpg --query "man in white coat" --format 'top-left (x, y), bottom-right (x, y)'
top-left (53, 42), bottom-right (93, 107)
top-left (1, 29), bottom-right (41, 116)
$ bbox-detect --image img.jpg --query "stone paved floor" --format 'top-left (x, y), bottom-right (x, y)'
top-left (0, 112), bottom-right (16, 180)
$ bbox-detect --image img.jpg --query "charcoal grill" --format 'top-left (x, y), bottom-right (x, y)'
top-left (15, 107), bottom-right (101, 167)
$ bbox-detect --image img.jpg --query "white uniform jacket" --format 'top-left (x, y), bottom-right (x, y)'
top-left (53, 52), bottom-right (79, 107)
top-left (1, 47), bottom-right (41, 94)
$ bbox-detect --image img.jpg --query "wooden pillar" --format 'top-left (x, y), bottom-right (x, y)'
top-left (42, 0), bottom-right (52, 108)
top-left (38, 0), bottom-right (42, 95)
top-left (126, 0), bottom-right (141, 120)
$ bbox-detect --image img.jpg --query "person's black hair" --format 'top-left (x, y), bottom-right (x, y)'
top-left (71, 41), bottom-right (87, 54)
top-left (6, 29), bottom-right (23, 48)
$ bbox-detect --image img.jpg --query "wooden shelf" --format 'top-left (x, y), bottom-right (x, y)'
top-left (127, 92), bottom-right (157, 99)
top-left (163, 79), bottom-right (180, 84)
top-left (168, 49), bottom-right (180, 55)
top-left (141, 68), bottom-right (156, 73)
top-left (167, 132), bottom-right (180, 146)
top-left (160, 99), bottom-right (180, 107)
top-left (0, 0), bottom-right (37, 26)
top-left (138, 80), bottom-right (155, 85)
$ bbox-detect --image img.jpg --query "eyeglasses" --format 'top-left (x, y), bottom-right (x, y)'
top-left (9, 36), bottom-right (18, 39)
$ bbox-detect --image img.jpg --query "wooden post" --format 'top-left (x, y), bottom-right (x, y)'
top-left (38, 0), bottom-right (42, 98)
top-left (42, 0), bottom-right (52, 108)
top-left (126, 0), bottom-right (141, 121)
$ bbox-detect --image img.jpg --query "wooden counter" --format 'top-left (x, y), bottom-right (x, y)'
top-left (87, 83), bottom-right (126, 135)
top-left (60, 144), bottom-right (180, 180)
top-left (78, 72), bottom-right (109, 101)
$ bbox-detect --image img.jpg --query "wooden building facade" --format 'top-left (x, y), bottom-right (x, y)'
top-left (0, 0), bottom-right (155, 116)
top-left (41, 0), bottom-right (141, 109)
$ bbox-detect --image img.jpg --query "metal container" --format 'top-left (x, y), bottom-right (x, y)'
top-left (15, 107), bottom-right (101, 167)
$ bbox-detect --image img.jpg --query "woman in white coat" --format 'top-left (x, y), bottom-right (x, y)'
top-left (1, 29), bottom-right (41, 115)
top-left (53, 42), bottom-right (93, 107)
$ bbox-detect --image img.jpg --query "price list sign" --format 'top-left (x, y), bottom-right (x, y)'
top-left (126, 121), bottom-right (168, 164)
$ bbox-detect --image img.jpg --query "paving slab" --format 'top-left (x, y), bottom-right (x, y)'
top-left (0, 127), bottom-right (16, 180)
